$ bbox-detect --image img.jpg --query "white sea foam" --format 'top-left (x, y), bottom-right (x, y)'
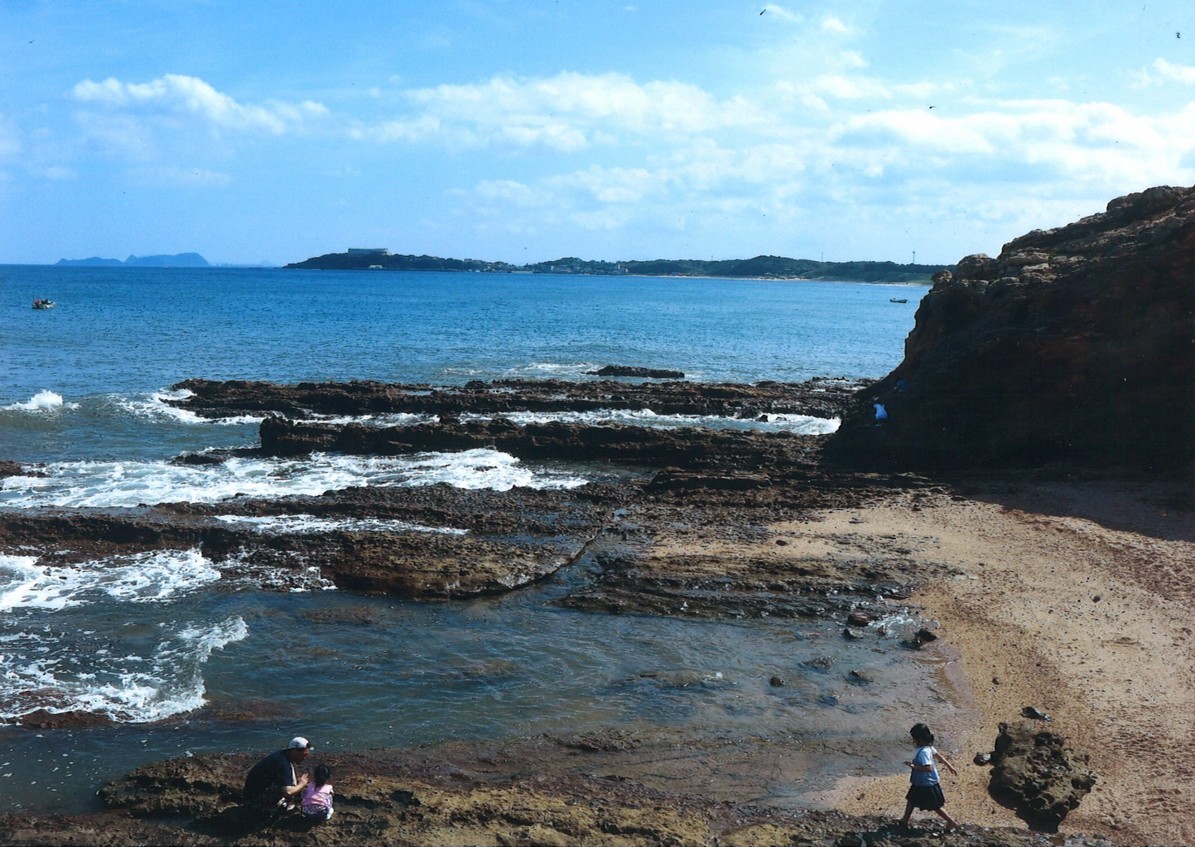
top-left (464, 408), bottom-right (840, 435)
top-left (308, 412), bottom-right (434, 427)
top-left (0, 550), bottom-right (221, 612)
top-left (277, 406), bottom-right (837, 434)
top-left (118, 389), bottom-right (265, 426)
top-left (0, 448), bottom-right (585, 508)
top-left (503, 362), bottom-right (603, 379)
top-left (0, 616), bottom-right (248, 723)
top-left (2, 390), bottom-right (77, 413)
top-left (400, 448), bottom-right (585, 490)
top-left (216, 514), bottom-right (469, 535)
top-left (869, 610), bottom-right (927, 640)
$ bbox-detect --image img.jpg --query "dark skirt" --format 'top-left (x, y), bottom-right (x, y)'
top-left (906, 783), bottom-right (946, 811)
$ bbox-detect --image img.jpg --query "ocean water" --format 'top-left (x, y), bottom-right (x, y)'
top-left (0, 266), bottom-right (943, 814)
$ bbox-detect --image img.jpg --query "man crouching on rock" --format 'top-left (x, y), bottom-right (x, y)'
top-left (243, 736), bottom-right (313, 816)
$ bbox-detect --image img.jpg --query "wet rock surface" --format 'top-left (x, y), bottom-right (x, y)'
top-left (8, 187), bottom-right (1194, 844)
top-left (587, 364), bottom-right (687, 378)
top-left (169, 375), bottom-right (860, 422)
top-left (0, 378), bottom-right (911, 619)
top-left (0, 483), bottom-right (631, 600)
top-left (0, 379), bottom-right (1125, 845)
top-left (0, 736), bottom-right (1108, 847)
top-left (829, 184), bottom-right (1195, 474)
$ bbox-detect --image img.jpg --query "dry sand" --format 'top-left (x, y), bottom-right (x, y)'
top-left (796, 480), bottom-right (1195, 846)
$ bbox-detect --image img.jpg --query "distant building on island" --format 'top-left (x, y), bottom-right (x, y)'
top-left (347, 248), bottom-right (390, 256)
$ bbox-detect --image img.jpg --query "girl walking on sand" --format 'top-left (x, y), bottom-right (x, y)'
top-left (900, 723), bottom-right (959, 832)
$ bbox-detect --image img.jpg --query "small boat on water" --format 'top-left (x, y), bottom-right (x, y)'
top-left (33, 298), bottom-right (56, 309)
top-left (889, 297), bottom-right (908, 304)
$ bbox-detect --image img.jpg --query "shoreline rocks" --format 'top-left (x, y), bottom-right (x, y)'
top-left (6, 182), bottom-right (1192, 843)
top-left (0, 377), bottom-right (941, 638)
top-left (990, 720), bottom-right (1097, 831)
top-left (586, 364), bottom-right (686, 378)
top-left (0, 735), bottom-right (1107, 847)
top-left (829, 184), bottom-right (1195, 475)
top-left (168, 375), bottom-right (863, 422)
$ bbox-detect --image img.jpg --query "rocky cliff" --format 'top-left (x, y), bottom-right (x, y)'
top-left (828, 185), bottom-right (1195, 474)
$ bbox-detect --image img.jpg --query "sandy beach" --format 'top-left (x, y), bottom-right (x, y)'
top-left (800, 479), bottom-right (1195, 846)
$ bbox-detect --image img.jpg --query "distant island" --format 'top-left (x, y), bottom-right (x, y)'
top-left (284, 249), bottom-right (945, 282)
top-left (56, 253), bottom-right (211, 268)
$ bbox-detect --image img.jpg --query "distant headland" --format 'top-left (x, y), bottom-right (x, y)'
top-left (56, 253), bottom-right (211, 268)
top-left (284, 248), bottom-right (944, 282)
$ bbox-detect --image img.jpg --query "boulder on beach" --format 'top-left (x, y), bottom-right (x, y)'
top-left (989, 720), bottom-right (1096, 830)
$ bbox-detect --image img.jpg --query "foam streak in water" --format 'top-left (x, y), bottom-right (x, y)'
top-left (0, 550), bottom-right (221, 612)
top-left (0, 616), bottom-right (248, 723)
top-left (464, 408), bottom-right (840, 434)
top-left (0, 448), bottom-right (586, 508)
top-left (117, 389), bottom-right (266, 427)
top-left (216, 514), bottom-right (469, 535)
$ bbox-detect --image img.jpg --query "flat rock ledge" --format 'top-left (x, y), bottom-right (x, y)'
top-left (0, 738), bottom-right (1112, 847)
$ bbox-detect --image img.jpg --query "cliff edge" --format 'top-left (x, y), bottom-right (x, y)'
top-left (828, 184), bottom-right (1195, 474)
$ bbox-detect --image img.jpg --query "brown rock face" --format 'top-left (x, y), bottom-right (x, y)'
top-left (989, 720), bottom-right (1096, 831)
top-left (829, 185), bottom-right (1195, 473)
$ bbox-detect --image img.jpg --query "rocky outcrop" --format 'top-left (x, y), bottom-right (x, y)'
top-left (586, 365), bottom-right (686, 379)
top-left (0, 379), bottom-right (919, 626)
top-left (0, 460), bottom-right (26, 479)
top-left (256, 415), bottom-right (826, 469)
top-left (0, 737), bottom-right (1103, 847)
top-left (0, 484), bottom-right (628, 602)
top-left (169, 376), bottom-right (861, 421)
top-left (829, 185), bottom-right (1195, 474)
top-left (989, 720), bottom-right (1096, 830)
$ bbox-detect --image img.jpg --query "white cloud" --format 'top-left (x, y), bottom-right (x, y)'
top-left (74, 112), bottom-right (158, 159)
top-left (359, 115), bottom-right (443, 143)
top-left (73, 74), bottom-right (328, 135)
top-left (821, 15), bottom-right (853, 35)
top-left (132, 165), bottom-right (232, 187)
top-left (839, 109), bottom-right (996, 154)
top-left (444, 67), bottom-right (1195, 260)
top-left (0, 113), bottom-right (21, 161)
top-left (1152, 58), bottom-right (1195, 85)
top-left (366, 71), bottom-right (768, 150)
top-left (548, 166), bottom-right (659, 205)
top-left (761, 4), bottom-right (803, 24)
top-left (831, 97), bottom-right (1192, 193)
top-left (811, 74), bottom-right (891, 100)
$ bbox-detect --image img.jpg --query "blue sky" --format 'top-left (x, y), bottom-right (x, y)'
top-left (2, 1), bottom-right (1193, 266)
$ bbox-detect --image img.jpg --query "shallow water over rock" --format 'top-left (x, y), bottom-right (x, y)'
top-left (0, 546), bottom-right (961, 815)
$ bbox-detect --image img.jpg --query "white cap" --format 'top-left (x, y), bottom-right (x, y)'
top-left (288, 736), bottom-right (312, 750)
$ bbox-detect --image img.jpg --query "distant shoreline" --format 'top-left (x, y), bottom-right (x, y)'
top-left (282, 249), bottom-right (947, 283)
top-left (22, 262), bottom-right (940, 285)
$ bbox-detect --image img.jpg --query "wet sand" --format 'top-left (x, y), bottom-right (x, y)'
top-left (798, 480), bottom-right (1195, 847)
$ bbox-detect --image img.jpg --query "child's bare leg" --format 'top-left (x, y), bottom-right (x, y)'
top-left (934, 808), bottom-right (958, 830)
top-left (899, 801), bottom-right (914, 827)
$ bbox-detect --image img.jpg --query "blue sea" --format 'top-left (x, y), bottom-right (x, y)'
top-left (0, 266), bottom-right (946, 814)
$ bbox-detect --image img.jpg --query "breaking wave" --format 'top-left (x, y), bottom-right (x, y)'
top-left (0, 448), bottom-right (586, 508)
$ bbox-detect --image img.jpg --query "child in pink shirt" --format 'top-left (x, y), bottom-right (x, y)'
top-left (300, 764), bottom-right (334, 821)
